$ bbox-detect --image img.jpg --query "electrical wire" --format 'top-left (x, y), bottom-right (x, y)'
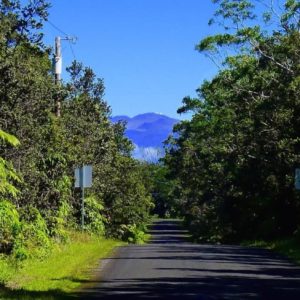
top-left (46, 19), bottom-right (69, 37)
top-left (46, 19), bottom-right (77, 61)
top-left (69, 42), bottom-right (76, 61)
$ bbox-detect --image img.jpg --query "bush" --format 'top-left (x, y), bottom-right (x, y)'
top-left (49, 199), bottom-right (73, 243)
top-left (14, 207), bottom-right (52, 260)
top-left (0, 200), bottom-right (21, 253)
top-left (84, 195), bottom-right (106, 235)
top-left (120, 224), bottom-right (148, 244)
top-left (186, 202), bottom-right (226, 243)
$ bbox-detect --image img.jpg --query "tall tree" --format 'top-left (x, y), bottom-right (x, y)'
top-left (164, 0), bottom-right (300, 242)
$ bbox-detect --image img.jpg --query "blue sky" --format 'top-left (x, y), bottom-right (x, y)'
top-left (43, 1), bottom-right (221, 119)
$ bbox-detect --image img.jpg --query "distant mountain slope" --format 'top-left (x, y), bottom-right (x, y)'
top-left (111, 113), bottom-right (179, 161)
top-left (110, 115), bottom-right (131, 123)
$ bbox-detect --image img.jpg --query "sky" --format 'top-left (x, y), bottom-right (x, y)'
top-left (42, 1), bottom-right (220, 119)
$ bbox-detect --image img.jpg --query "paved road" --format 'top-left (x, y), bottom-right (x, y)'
top-left (78, 219), bottom-right (300, 299)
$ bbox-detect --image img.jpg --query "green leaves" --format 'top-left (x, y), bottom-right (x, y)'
top-left (0, 130), bottom-right (20, 147)
top-left (282, 0), bottom-right (300, 30)
top-left (84, 195), bottom-right (106, 235)
top-left (164, 0), bottom-right (300, 242)
top-left (197, 33), bottom-right (237, 52)
top-left (0, 0), bottom-right (153, 257)
top-left (0, 130), bottom-right (20, 198)
top-left (214, 0), bottom-right (256, 24)
top-left (0, 158), bottom-right (20, 197)
top-left (0, 200), bottom-right (20, 253)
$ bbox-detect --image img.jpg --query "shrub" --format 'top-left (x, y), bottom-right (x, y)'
top-left (49, 199), bottom-right (73, 243)
top-left (84, 195), bottom-right (106, 235)
top-left (120, 224), bottom-right (148, 244)
top-left (0, 200), bottom-right (21, 253)
top-left (14, 207), bottom-right (52, 260)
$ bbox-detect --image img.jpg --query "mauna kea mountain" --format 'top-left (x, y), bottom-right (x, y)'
top-left (111, 113), bottom-right (179, 161)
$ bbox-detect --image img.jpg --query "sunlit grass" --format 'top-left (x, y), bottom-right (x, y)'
top-left (0, 232), bottom-right (124, 299)
top-left (242, 237), bottom-right (300, 264)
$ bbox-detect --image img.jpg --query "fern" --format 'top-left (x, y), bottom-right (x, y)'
top-left (0, 130), bottom-right (20, 147)
top-left (0, 130), bottom-right (21, 197)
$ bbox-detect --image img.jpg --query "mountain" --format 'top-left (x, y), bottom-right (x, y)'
top-left (111, 113), bottom-right (179, 161)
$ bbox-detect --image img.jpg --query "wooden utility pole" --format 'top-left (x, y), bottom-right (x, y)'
top-left (54, 36), bottom-right (62, 117)
top-left (54, 35), bottom-right (77, 117)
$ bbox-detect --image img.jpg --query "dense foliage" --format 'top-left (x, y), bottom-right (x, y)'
top-left (139, 162), bottom-right (180, 218)
top-left (0, 0), bottom-right (153, 259)
top-left (164, 0), bottom-right (300, 242)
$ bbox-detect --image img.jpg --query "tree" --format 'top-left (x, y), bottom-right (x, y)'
top-left (164, 0), bottom-right (300, 242)
top-left (0, 0), bottom-right (154, 251)
top-left (0, 130), bottom-right (20, 198)
top-left (62, 61), bottom-right (153, 238)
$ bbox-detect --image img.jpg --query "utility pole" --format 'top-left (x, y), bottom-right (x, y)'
top-left (54, 36), bottom-right (77, 117)
top-left (54, 36), bottom-right (62, 117)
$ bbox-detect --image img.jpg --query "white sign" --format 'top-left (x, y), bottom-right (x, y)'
top-left (75, 165), bottom-right (92, 188)
top-left (295, 169), bottom-right (300, 190)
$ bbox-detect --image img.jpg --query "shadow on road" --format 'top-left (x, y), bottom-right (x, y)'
top-left (3, 220), bottom-right (299, 299)
top-left (77, 276), bottom-right (300, 300)
top-left (147, 219), bottom-right (190, 244)
top-left (75, 219), bottom-right (300, 300)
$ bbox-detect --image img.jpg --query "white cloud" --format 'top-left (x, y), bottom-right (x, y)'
top-left (133, 144), bottom-right (164, 162)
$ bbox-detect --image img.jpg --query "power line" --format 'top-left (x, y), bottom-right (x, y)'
top-left (69, 42), bottom-right (76, 61)
top-left (46, 19), bottom-right (69, 37)
top-left (47, 19), bottom-right (78, 60)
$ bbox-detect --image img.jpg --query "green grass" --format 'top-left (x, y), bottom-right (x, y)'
top-left (0, 232), bottom-right (124, 299)
top-left (242, 237), bottom-right (300, 264)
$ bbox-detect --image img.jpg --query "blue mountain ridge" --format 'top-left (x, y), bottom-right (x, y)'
top-left (110, 113), bottom-right (179, 161)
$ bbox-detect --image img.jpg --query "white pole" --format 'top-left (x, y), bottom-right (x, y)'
top-left (54, 36), bottom-right (62, 117)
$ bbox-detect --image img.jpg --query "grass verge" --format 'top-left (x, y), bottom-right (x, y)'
top-left (0, 232), bottom-right (124, 299)
top-left (242, 237), bottom-right (300, 264)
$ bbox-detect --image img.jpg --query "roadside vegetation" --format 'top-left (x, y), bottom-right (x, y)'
top-left (161, 0), bottom-right (300, 256)
top-left (1, 0), bottom-right (300, 297)
top-left (0, 232), bottom-right (123, 298)
top-left (0, 0), bottom-right (153, 296)
top-left (242, 237), bottom-right (300, 265)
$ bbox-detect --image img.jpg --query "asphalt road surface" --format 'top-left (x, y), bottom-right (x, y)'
top-left (77, 219), bottom-right (300, 299)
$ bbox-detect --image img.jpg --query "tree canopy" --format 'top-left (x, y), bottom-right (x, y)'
top-left (164, 0), bottom-right (300, 242)
top-left (0, 0), bottom-right (153, 258)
